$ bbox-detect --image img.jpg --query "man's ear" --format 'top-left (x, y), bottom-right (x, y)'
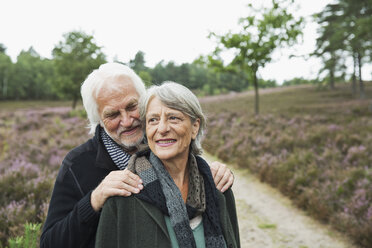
top-left (191, 119), bottom-right (200, 139)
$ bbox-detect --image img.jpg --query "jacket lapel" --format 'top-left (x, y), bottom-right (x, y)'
top-left (137, 198), bottom-right (170, 239)
top-left (218, 190), bottom-right (235, 247)
top-left (93, 125), bottom-right (119, 171)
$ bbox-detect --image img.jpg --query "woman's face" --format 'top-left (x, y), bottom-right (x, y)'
top-left (145, 97), bottom-right (200, 164)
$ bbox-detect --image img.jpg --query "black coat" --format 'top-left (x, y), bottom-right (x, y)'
top-left (40, 126), bottom-right (117, 248)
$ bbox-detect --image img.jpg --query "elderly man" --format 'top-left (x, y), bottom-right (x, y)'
top-left (40, 63), bottom-right (234, 248)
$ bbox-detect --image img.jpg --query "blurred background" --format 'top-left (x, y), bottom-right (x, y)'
top-left (0, 0), bottom-right (371, 247)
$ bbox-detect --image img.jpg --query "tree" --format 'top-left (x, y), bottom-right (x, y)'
top-left (52, 31), bottom-right (106, 108)
top-left (10, 48), bottom-right (57, 100)
top-left (313, 7), bottom-right (346, 90)
top-left (128, 51), bottom-right (153, 86)
top-left (211, 0), bottom-right (303, 114)
top-left (314, 0), bottom-right (372, 97)
top-left (0, 43), bottom-right (6, 53)
top-left (0, 45), bottom-right (13, 100)
top-left (129, 51), bottom-right (147, 72)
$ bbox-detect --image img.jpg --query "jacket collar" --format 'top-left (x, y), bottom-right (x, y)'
top-left (93, 125), bottom-right (118, 171)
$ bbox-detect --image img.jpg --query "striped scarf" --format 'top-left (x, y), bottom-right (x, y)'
top-left (100, 128), bottom-right (131, 170)
top-left (127, 148), bottom-right (226, 248)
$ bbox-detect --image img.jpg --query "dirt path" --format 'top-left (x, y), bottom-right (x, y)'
top-left (204, 153), bottom-right (358, 248)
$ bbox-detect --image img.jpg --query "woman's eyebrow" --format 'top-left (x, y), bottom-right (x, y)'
top-left (165, 112), bottom-right (183, 117)
top-left (146, 112), bottom-right (159, 118)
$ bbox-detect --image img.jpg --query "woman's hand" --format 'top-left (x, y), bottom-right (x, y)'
top-left (91, 169), bottom-right (143, 211)
top-left (209, 161), bottom-right (234, 193)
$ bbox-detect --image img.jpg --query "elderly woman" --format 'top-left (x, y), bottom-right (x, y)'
top-left (95, 82), bottom-right (240, 248)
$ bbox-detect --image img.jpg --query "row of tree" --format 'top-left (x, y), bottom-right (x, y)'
top-left (0, 33), bottom-right (279, 106)
top-left (1, 0), bottom-right (370, 113)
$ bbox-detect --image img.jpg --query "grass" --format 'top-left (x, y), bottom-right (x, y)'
top-left (258, 223), bottom-right (277, 229)
top-left (0, 100), bottom-right (82, 111)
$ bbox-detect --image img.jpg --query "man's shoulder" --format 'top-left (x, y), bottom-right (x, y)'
top-left (57, 137), bottom-right (98, 180)
top-left (68, 136), bottom-right (97, 159)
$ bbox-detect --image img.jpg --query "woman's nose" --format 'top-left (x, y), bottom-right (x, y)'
top-left (157, 119), bottom-right (169, 134)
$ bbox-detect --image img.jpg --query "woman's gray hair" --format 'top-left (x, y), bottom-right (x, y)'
top-left (81, 62), bottom-right (146, 134)
top-left (140, 81), bottom-right (206, 155)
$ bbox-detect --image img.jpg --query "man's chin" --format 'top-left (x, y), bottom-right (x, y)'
top-left (119, 136), bottom-right (144, 152)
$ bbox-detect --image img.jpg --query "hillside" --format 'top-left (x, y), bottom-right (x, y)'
top-left (200, 83), bottom-right (372, 247)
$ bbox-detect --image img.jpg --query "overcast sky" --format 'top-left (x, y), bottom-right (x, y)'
top-left (1, 0), bottom-right (371, 84)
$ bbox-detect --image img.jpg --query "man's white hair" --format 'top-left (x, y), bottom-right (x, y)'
top-left (80, 63), bottom-right (146, 134)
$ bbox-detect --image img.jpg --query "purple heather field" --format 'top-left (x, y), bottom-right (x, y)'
top-left (0, 83), bottom-right (371, 247)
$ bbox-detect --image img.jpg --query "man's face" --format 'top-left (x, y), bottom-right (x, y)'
top-left (96, 76), bottom-right (144, 150)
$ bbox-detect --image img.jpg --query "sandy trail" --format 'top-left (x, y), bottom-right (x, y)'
top-left (204, 153), bottom-right (358, 248)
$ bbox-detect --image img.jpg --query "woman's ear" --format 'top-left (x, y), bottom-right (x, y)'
top-left (191, 119), bottom-right (200, 139)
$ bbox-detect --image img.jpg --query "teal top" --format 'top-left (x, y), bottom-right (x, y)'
top-left (164, 216), bottom-right (206, 248)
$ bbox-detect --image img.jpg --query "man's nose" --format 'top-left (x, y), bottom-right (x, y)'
top-left (119, 112), bottom-right (133, 127)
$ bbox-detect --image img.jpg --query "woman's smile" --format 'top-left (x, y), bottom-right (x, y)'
top-left (156, 139), bottom-right (177, 147)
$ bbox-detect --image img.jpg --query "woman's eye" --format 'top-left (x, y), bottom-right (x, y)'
top-left (148, 118), bottom-right (158, 123)
top-left (169, 116), bottom-right (180, 121)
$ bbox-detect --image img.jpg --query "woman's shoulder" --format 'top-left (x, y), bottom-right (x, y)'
top-left (104, 195), bottom-right (137, 209)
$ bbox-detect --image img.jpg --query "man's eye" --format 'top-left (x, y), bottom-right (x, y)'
top-left (106, 113), bottom-right (119, 118)
top-left (127, 104), bottom-right (137, 111)
top-left (169, 116), bottom-right (179, 121)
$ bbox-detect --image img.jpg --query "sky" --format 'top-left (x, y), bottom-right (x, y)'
top-left (1, 0), bottom-right (371, 84)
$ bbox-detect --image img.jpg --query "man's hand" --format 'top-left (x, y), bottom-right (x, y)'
top-left (210, 161), bottom-right (234, 193)
top-left (91, 169), bottom-right (143, 212)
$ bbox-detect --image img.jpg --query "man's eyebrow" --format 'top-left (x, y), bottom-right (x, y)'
top-left (126, 99), bottom-right (138, 108)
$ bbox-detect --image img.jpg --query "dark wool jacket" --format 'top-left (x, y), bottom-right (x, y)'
top-left (40, 126), bottom-right (118, 248)
top-left (95, 157), bottom-right (240, 248)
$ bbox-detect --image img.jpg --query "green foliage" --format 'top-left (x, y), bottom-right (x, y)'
top-left (148, 59), bottom-right (248, 94)
top-left (0, 44), bottom-right (6, 54)
top-left (313, 0), bottom-right (372, 94)
top-left (258, 223), bottom-right (277, 229)
top-left (282, 77), bottom-right (317, 86)
top-left (138, 71), bottom-right (152, 87)
top-left (129, 51), bottom-right (147, 72)
top-left (6, 223), bottom-right (41, 248)
top-left (10, 48), bottom-right (57, 100)
top-left (0, 52), bottom-right (12, 100)
top-left (52, 30), bottom-right (106, 108)
top-left (211, 0), bottom-right (304, 114)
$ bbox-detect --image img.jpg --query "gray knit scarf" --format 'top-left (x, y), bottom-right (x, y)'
top-left (100, 128), bottom-right (131, 170)
top-left (127, 147), bottom-right (226, 248)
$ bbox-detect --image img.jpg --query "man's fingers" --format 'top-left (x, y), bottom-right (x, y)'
top-left (105, 188), bottom-right (132, 197)
top-left (124, 169), bottom-right (143, 185)
top-left (216, 170), bottom-right (230, 191)
top-left (221, 174), bottom-right (234, 193)
top-left (119, 181), bottom-right (141, 194)
top-left (213, 164), bottom-right (227, 186)
top-left (210, 166), bottom-right (217, 178)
